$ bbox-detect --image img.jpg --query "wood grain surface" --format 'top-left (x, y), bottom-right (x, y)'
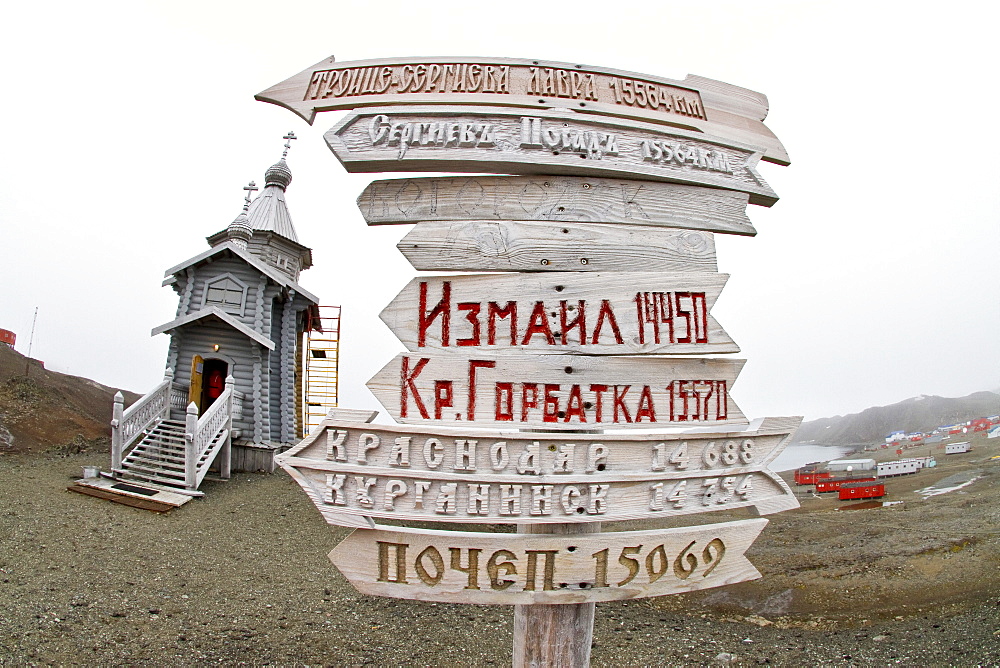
top-left (325, 107), bottom-right (778, 206)
top-left (326, 518), bottom-right (768, 604)
top-left (274, 415), bottom-right (802, 525)
top-left (256, 55), bottom-right (789, 165)
top-left (358, 176), bottom-right (756, 236)
top-left (380, 272), bottom-right (738, 356)
top-left (396, 220), bottom-right (717, 273)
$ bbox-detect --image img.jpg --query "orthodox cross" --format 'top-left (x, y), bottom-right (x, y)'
top-left (282, 131), bottom-right (297, 158)
top-left (243, 181), bottom-right (258, 209)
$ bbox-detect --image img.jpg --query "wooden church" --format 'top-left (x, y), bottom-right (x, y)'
top-left (102, 134), bottom-right (339, 498)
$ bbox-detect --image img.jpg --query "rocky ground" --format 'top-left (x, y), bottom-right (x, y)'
top-left (0, 432), bottom-right (998, 666)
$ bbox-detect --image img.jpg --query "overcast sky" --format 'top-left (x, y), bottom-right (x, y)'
top-left (1, 1), bottom-right (997, 422)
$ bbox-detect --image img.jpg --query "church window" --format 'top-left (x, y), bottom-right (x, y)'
top-left (203, 275), bottom-right (248, 316)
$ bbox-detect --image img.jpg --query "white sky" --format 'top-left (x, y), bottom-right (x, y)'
top-left (1, 1), bottom-right (997, 421)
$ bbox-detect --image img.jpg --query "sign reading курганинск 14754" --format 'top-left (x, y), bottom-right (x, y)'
top-left (275, 416), bottom-right (801, 527)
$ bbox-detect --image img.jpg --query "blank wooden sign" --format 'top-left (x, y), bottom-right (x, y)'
top-left (397, 220), bottom-right (717, 273)
top-left (380, 272), bottom-right (738, 356)
top-left (358, 176), bottom-right (757, 236)
top-left (256, 56), bottom-right (789, 165)
top-left (327, 518), bottom-right (769, 604)
top-left (324, 106), bottom-right (778, 206)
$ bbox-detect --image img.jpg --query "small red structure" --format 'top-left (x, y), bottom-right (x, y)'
top-left (0, 328), bottom-right (14, 348)
top-left (839, 482), bottom-right (886, 501)
top-left (794, 466), bottom-right (833, 486)
top-left (815, 476), bottom-right (878, 493)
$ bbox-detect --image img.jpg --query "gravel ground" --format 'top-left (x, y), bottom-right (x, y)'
top-left (1, 443), bottom-right (998, 666)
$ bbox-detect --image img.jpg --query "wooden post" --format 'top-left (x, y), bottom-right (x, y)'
top-left (111, 391), bottom-right (124, 472)
top-left (513, 522), bottom-right (600, 667)
top-left (184, 401), bottom-right (199, 490)
top-left (219, 376), bottom-right (234, 480)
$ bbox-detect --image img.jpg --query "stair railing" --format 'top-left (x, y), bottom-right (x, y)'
top-left (184, 375), bottom-right (235, 490)
top-left (111, 369), bottom-right (174, 473)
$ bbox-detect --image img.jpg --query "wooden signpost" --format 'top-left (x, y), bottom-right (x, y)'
top-left (255, 55), bottom-right (790, 166)
top-left (358, 175), bottom-right (757, 236)
top-left (263, 55), bottom-right (795, 666)
top-left (325, 106), bottom-right (778, 206)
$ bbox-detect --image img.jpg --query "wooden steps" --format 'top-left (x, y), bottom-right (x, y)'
top-left (117, 418), bottom-right (228, 490)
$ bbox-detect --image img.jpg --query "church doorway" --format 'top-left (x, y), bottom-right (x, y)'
top-left (200, 358), bottom-right (229, 413)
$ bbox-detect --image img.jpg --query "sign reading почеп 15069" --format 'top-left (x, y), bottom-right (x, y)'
top-left (254, 56), bottom-right (789, 166)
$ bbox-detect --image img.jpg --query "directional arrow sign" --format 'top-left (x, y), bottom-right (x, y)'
top-left (275, 416), bottom-right (801, 526)
top-left (380, 272), bottom-right (737, 356)
top-left (324, 107), bottom-right (778, 207)
top-left (397, 221), bottom-right (717, 273)
top-left (255, 55), bottom-right (789, 166)
top-left (328, 518), bottom-right (769, 604)
top-left (366, 353), bottom-right (746, 431)
top-left (358, 176), bottom-right (757, 236)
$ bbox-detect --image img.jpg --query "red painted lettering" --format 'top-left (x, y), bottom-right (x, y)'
top-left (613, 385), bottom-right (633, 423)
top-left (635, 385), bottom-right (655, 422)
top-left (495, 382), bottom-right (514, 421)
top-left (589, 384), bottom-right (608, 423)
top-left (521, 384), bottom-right (539, 421)
top-left (591, 299), bottom-right (624, 345)
top-left (487, 301), bottom-right (517, 346)
top-left (434, 380), bottom-right (453, 419)
top-left (564, 385), bottom-right (586, 422)
top-left (543, 384), bottom-right (560, 422)
top-left (467, 360), bottom-right (496, 421)
top-left (521, 302), bottom-right (555, 345)
top-left (418, 281), bottom-right (450, 347)
top-left (400, 357), bottom-right (430, 419)
top-left (456, 302), bottom-right (481, 347)
top-left (559, 300), bottom-right (586, 345)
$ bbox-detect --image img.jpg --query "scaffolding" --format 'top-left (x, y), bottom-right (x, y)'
top-left (302, 305), bottom-right (341, 436)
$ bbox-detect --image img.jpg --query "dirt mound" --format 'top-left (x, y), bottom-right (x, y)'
top-left (0, 345), bottom-right (140, 454)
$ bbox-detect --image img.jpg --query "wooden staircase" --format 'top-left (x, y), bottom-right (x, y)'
top-left (115, 417), bottom-right (232, 492)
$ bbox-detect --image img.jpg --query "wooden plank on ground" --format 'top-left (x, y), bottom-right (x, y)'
top-left (367, 353), bottom-right (746, 430)
top-left (397, 221), bottom-right (717, 273)
top-left (325, 107), bottom-right (778, 206)
top-left (256, 56), bottom-right (789, 165)
top-left (68, 480), bottom-right (191, 512)
top-left (380, 272), bottom-right (737, 356)
top-left (358, 176), bottom-right (756, 236)
top-left (326, 518), bottom-right (768, 604)
top-left (274, 416), bottom-right (802, 526)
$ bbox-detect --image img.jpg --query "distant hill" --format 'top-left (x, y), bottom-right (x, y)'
top-left (0, 345), bottom-right (140, 454)
top-left (794, 391), bottom-right (1000, 447)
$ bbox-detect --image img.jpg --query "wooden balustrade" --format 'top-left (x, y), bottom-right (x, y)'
top-left (111, 369), bottom-right (174, 472)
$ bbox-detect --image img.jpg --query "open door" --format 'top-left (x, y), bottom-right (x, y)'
top-left (200, 359), bottom-right (229, 413)
top-left (188, 355), bottom-right (204, 412)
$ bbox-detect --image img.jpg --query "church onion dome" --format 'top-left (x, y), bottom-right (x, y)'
top-left (264, 158), bottom-right (292, 190)
top-left (226, 211), bottom-right (253, 250)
